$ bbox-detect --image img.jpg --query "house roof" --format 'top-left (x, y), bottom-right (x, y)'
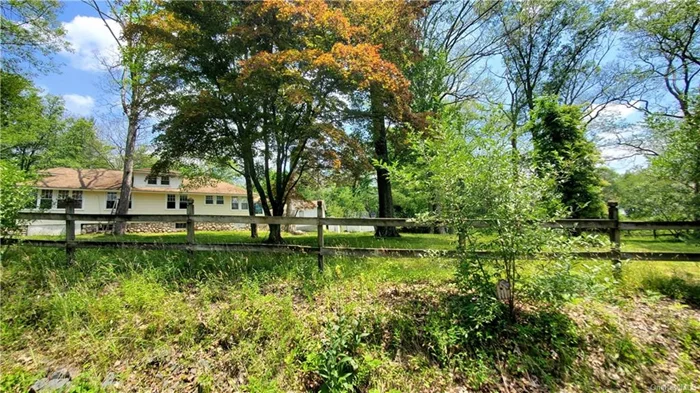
top-left (35, 167), bottom-right (248, 196)
top-left (292, 199), bottom-right (320, 210)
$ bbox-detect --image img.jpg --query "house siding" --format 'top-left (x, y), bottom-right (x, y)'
top-left (24, 189), bottom-right (251, 235)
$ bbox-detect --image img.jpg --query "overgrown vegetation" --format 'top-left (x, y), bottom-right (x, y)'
top-left (0, 162), bottom-right (35, 252)
top-left (1, 233), bottom-right (698, 392)
top-left (1, 0), bottom-right (699, 391)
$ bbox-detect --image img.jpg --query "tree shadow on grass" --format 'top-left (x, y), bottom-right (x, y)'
top-left (369, 287), bottom-right (583, 391)
top-left (641, 273), bottom-right (700, 307)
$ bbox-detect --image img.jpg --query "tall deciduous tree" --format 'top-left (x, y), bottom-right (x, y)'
top-left (53, 117), bottom-right (114, 169)
top-left (415, 0), bottom-right (503, 106)
top-left (0, 0), bottom-right (68, 75)
top-left (344, 1), bottom-right (424, 238)
top-left (87, 0), bottom-right (160, 235)
top-left (1, 72), bottom-right (64, 171)
top-left (1, 72), bottom-right (113, 171)
top-left (144, 0), bottom-right (407, 243)
top-left (527, 96), bottom-right (606, 219)
top-left (622, 0), bottom-right (699, 119)
top-left (614, 0), bottom-right (699, 219)
top-left (497, 0), bottom-right (636, 152)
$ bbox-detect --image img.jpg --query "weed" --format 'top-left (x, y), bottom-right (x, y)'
top-left (304, 315), bottom-right (369, 392)
top-left (1, 235), bottom-right (698, 392)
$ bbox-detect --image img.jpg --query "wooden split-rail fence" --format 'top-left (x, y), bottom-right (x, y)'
top-left (8, 200), bottom-right (700, 270)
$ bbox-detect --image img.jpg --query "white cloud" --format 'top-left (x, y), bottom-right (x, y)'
top-left (61, 15), bottom-right (121, 72)
top-left (588, 101), bottom-right (641, 121)
top-left (63, 94), bottom-right (95, 116)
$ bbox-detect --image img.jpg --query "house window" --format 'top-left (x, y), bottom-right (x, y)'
top-left (174, 222), bottom-right (187, 229)
top-left (106, 192), bottom-right (117, 209)
top-left (161, 176), bottom-right (170, 185)
top-left (147, 176), bottom-right (157, 185)
top-left (179, 195), bottom-right (188, 209)
top-left (40, 190), bottom-right (53, 209)
top-left (166, 194), bottom-right (176, 209)
top-left (241, 200), bottom-right (248, 210)
top-left (107, 192), bottom-right (132, 209)
top-left (72, 191), bottom-right (83, 209)
top-left (205, 195), bottom-right (213, 205)
top-left (56, 190), bottom-right (70, 208)
top-left (231, 197), bottom-right (239, 210)
top-left (216, 195), bottom-right (224, 205)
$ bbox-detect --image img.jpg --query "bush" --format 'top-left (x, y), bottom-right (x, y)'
top-left (394, 105), bottom-right (587, 318)
top-left (0, 161), bottom-right (35, 241)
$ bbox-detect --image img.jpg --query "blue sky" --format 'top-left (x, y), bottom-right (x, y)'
top-left (35, 2), bottom-right (116, 117)
top-left (37, 1), bottom-right (648, 173)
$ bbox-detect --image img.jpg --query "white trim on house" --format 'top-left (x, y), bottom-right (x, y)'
top-left (165, 194), bottom-right (188, 210)
top-left (34, 188), bottom-right (85, 211)
top-left (166, 193), bottom-right (177, 210)
top-left (104, 191), bottom-right (132, 210)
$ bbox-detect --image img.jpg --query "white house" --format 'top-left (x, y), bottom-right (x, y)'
top-left (23, 167), bottom-right (374, 236)
top-left (23, 167), bottom-right (261, 235)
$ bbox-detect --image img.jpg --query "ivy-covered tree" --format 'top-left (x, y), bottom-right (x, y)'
top-left (527, 96), bottom-right (606, 218)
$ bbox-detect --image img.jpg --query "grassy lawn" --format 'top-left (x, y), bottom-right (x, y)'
top-left (75, 230), bottom-right (461, 250)
top-left (622, 235), bottom-right (700, 252)
top-left (24, 229), bottom-right (700, 253)
top-left (1, 232), bottom-right (699, 392)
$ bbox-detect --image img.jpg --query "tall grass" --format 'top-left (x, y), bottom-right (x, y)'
top-left (1, 235), bottom-right (699, 392)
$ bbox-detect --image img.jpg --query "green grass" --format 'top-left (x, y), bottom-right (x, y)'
top-left (2, 232), bottom-right (699, 392)
top-left (24, 229), bottom-right (700, 253)
top-left (622, 235), bottom-right (700, 252)
top-left (78, 230), bottom-right (460, 250)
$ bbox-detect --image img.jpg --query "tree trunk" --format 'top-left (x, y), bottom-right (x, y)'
top-left (267, 224), bottom-right (283, 243)
top-left (432, 202), bottom-right (446, 234)
top-left (113, 117), bottom-right (137, 235)
top-left (510, 127), bottom-right (519, 178)
top-left (265, 203), bottom-right (286, 244)
top-left (370, 86), bottom-right (399, 238)
top-left (243, 158), bottom-right (258, 238)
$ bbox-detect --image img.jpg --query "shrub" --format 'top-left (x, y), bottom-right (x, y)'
top-left (0, 161), bottom-right (35, 242)
top-left (394, 105), bottom-right (583, 318)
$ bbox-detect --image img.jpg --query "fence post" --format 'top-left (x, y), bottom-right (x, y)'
top-left (317, 200), bottom-right (324, 272)
top-left (608, 201), bottom-right (621, 277)
top-left (187, 198), bottom-right (195, 253)
top-left (65, 198), bottom-right (76, 264)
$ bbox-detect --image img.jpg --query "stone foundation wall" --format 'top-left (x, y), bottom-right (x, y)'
top-left (81, 222), bottom-right (255, 234)
top-left (127, 222), bottom-right (251, 233)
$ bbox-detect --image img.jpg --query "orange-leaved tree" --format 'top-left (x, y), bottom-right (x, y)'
top-left (344, 0), bottom-right (426, 237)
top-left (142, 0), bottom-right (408, 243)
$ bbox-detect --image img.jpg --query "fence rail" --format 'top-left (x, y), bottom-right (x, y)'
top-left (8, 200), bottom-right (700, 269)
top-left (15, 214), bottom-right (700, 231)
